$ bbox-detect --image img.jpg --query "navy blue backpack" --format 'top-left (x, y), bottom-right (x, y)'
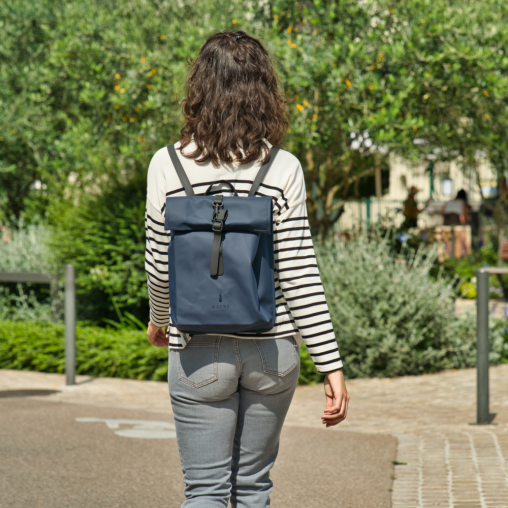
top-left (164, 144), bottom-right (280, 335)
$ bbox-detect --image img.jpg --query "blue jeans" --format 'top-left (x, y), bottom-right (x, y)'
top-left (168, 335), bottom-right (300, 508)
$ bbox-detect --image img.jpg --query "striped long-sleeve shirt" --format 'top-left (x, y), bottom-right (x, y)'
top-left (145, 140), bottom-right (343, 373)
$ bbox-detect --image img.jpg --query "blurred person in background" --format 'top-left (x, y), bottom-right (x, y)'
top-left (402, 186), bottom-right (431, 229)
top-left (442, 189), bottom-right (470, 225)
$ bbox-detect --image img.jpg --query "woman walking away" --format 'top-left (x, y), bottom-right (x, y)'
top-left (145, 30), bottom-right (349, 508)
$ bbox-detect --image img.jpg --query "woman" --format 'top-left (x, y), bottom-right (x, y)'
top-left (442, 189), bottom-right (470, 225)
top-left (145, 30), bottom-right (349, 508)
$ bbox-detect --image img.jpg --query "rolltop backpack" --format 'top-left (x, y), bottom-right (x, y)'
top-left (164, 144), bottom-right (280, 335)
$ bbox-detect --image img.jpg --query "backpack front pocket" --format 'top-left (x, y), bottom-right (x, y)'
top-left (176, 337), bottom-right (220, 388)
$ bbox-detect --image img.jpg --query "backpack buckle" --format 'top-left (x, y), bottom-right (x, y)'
top-left (211, 195), bottom-right (222, 218)
top-left (211, 195), bottom-right (227, 230)
top-left (212, 209), bottom-right (228, 232)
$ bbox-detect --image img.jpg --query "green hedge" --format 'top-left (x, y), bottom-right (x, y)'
top-left (4, 316), bottom-right (505, 385)
top-left (0, 320), bottom-right (323, 385)
top-left (0, 320), bottom-right (168, 381)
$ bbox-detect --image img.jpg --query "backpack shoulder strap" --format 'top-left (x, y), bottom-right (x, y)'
top-left (167, 144), bottom-right (195, 196)
top-left (248, 146), bottom-right (280, 197)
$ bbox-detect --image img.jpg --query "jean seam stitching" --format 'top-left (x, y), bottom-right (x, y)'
top-left (233, 338), bottom-right (242, 377)
top-left (253, 339), bottom-right (268, 374)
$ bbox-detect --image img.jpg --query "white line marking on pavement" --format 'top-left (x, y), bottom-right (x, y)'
top-left (487, 431), bottom-right (508, 491)
top-left (417, 435), bottom-right (423, 508)
top-left (444, 435), bottom-right (455, 508)
top-left (76, 418), bottom-right (176, 439)
top-left (465, 432), bottom-right (487, 508)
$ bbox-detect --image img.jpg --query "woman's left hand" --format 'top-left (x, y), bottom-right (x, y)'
top-left (147, 321), bottom-right (169, 347)
top-left (322, 369), bottom-right (350, 427)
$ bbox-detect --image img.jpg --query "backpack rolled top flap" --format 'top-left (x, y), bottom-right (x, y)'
top-left (164, 144), bottom-right (280, 335)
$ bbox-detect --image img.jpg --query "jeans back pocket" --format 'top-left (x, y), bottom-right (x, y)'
top-left (177, 336), bottom-right (220, 388)
top-left (254, 336), bottom-right (298, 377)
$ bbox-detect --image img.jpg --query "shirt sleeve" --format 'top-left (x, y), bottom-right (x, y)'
top-left (273, 161), bottom-right (343, 374)
top-left (145, 150), bottom-right (171, 328)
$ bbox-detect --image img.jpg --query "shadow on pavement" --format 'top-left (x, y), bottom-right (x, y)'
top-left (0, 389), bottom-right (61, 398)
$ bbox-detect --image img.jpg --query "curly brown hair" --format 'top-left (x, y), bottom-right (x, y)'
top-left (179, 30), bottom-right (290, 166)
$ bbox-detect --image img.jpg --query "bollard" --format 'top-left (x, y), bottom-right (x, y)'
top-left (476, 269), bottom-right (490, 424)
top-left (65, 264), bottom-right (76, 386)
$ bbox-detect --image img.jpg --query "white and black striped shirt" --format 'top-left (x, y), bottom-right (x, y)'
top-left (145, 140), bottom-right (342, 373)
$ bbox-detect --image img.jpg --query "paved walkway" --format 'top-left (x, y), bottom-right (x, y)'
top-left (1, 398), bottom-right (395, 508)
top-left (2, 364), bottom-right (508, 507)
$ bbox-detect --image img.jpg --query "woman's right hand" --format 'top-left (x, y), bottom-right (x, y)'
top-left (322, 369), bottom-right (350, 427)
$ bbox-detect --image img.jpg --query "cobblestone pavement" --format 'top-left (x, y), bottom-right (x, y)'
top-left (2, 364), bottom-right (508, 507)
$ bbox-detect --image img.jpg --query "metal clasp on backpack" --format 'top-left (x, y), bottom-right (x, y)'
top-left (211, 196), bottom-right (228, 231)
top-left (212, 209), bottom-right (228, 232)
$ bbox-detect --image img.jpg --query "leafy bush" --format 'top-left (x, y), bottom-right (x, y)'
top-left (0, 223), bottom-right (61, 320)
top-left (0, 285), bottom-right (54, 322)
top-left (429, 242), bottom-right (506, 300)
top-left (0, 320), bottom-right (321, 385)
top-left (316, 231), bottom-right (507, 379)
top-left (50, 180), bottom-right (148, 324)
top-left (0, 222), bottom-right (56, 274)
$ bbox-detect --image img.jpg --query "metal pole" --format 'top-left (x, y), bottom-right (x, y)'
top-left (375, 167), bottom-right (382, 220)
top-left (476, 269), bottom-right (490, 424)
top-left (65, 264), bottom-right (76, 386)
top-left (50, 275), bottom-right (58, 322)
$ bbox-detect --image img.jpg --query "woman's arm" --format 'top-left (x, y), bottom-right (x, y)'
top-left (274, 162), bottom-right (348, 424)
top-left (273, 162), bottom-right (342, 373)
top-left (274, 197), bottom-right (343, 374)
top-left (145, 198), bottom-right (171, 329)
top-left (145, 149), bottom-right (171, 345)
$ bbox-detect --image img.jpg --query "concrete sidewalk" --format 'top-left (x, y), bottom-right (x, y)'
top-left (1, 364), bottom-right (508, 507)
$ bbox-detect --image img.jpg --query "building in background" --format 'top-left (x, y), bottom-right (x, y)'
top-left (338, 153), bottom-right (497, 231)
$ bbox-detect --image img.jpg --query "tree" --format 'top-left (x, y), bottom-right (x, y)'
top-left (0, 0), bottom-right (245, 319)
top-left (2, 0), bottom-right (508, 319)
top-left (248, 0), bottom-right (508, 236)
top-left (0, 0), bottom-right (242, 225)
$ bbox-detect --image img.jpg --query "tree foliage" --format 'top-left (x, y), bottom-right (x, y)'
top-left (2, 0), bottom-right (508, 321)
top-left (2, 0), bottom-right (507, 232)
top-left (257, 0), bottom-right (508, 234)
top-left (0, 0), bottom-right (235, 223)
